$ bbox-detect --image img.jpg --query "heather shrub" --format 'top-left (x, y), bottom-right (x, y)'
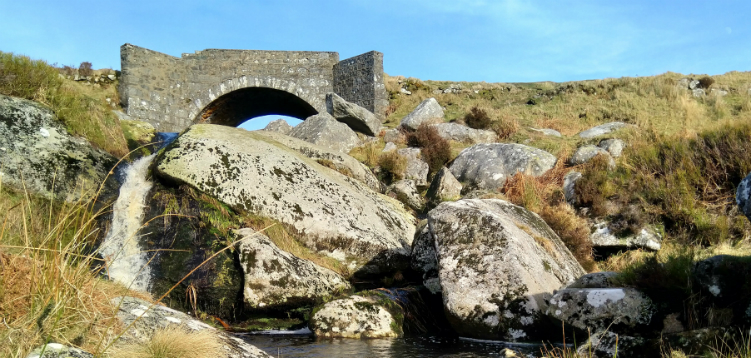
top-left (463, 106), bottom-right (492, 129)
top-left (78, 61), bottom-right (93, 77)
top-left (698, 75), bottom-right (715, 89)
top-left (406, 123), bottom-right (452, 174)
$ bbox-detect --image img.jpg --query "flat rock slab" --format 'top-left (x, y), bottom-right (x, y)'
top-left (449, 143), bottom-right (557, 191)
top-left (112, 296), bottom-right (271, 358)
top-left (590, 221), bottom-right (662, 252)
top-left (577, 122), bottom-right (629, 139)
top-left (155, 124), bottom-right (415, 276)
top-left (428, 199), bottom-right (585, 340)
top-left (234, 228), bottom-right (351, 310)
top-left (253, 130), bottom-right (382, 192)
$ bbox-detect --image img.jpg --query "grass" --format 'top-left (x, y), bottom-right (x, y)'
top-left (0, 51), bottom-right (128, 157)
top-left (108, 325), bottom-right (222, 358)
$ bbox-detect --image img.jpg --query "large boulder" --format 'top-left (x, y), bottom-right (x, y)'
top-left (577, 122), bottom-right (629, 139)
top-left (325, 92), bottom-right (380, 136)
top-left (262, 119), bottom-right (293, 135)
top-left (155, 124), bottom-right (415, 276)
top-left (425, 167), bottom-right (462, 209)
top-left (310, 294), bottom-right (403, 338)
top-left (233, 228), bottom-right (351, 310)
top-left (0, 94), bottom-right (119, 202)
top-left (449, 143), bottom-right (557, 191)
top-left (427, 199), bottom-right (586, 340)
top-left (111, 296), bottom-right (271, 358)
top-left (400, 98), bottom-right (444, 131)
top-left (288, 113), bottom-right (360, 153)
top-left (431, 123), bottom-right (497, 144)
top-left (546, 288), bottom-right (655, 334)
top-left (397, 148), bottom-right (429, 186)
top-left (252, 130), bottom-right (382, 192)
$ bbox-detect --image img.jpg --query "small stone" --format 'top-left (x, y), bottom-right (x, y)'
top-left (310, 295), bottom-right (402, 338)
top-left (529, 127), bottom-right (562, 137)
top-left (382, 142), bottom-right (397, 152)
top-left (570, 145), bottom-right (615, 168)
top-left (387, 179), bottom-right (424, 211)
top-left (425, 167), bottom-right (462, 209)
top-left (693, 88), bottom-right (705, 97)
top-left (590, 221), bottom-right (662, 252)
top-left (383, 128), bottom-right (405, 143)
top-left (689, 79), bottom-right (700, 90)
top-left (400, 88), bottom-right (412, 95)
top-left (563, 171), bottom-right (582, 206)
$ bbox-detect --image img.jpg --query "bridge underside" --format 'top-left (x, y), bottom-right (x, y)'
top-left (196, 88), bottom-right (318, 127)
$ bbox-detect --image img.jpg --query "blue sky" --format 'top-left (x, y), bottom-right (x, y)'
top-left (2, 0), bottom-right (749, 129)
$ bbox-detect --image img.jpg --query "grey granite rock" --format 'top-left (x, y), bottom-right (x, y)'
top-left (288, 112), bottom-right (361, 153)
top-left (262, 119), bottom-right (293, 135)
top-left (397, 148), bottom-right (429, 187)
top-left (577, 122), bottom-right (629, 139)
top-left (449, 143), bottom-right (557, 191)
top-left (400, 98), bottom-right (444, 131)
top-left (431, 122), bottom-right (497, 144)
top-left (326, 92), bottom-right (380, 136)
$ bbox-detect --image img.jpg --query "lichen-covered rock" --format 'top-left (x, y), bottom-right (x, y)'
top-left (693, 255), bottom-right (751, 312)
top-left (262, 119), bottom-right (293, 135)
top-left (431, 123), bottom-right (497, 144)
top-left (576, 331), bottom-right (649, 358)
top-left (382, 141), bottom-right (397, 152)
top-left (326, 92), bottom-right (380, 136)
top-left (570, 145), bottom-right (615, 167)
top-left (598, 138), bottom-right (625, 158)
top-left (566, 272), bottom-right (620, 289)
top-left (111, 296), bottom-right (271, 358)
top-left (155, 124), bottom-right (415, 276)
top-left (410, 223), bottom-right (440, 294)
top-left (546, 288), bottom-right (654, 333)
top-left (233, 228), bottom-right (351, 310)
top-left (736, 172), bottom-right (751, 222)
top-left (449, 143), bottom-right (557, 191)
top-left (310, 295), bottom-right (402, 338)
top-left (577, 122), bottom-right (629, 139)
top-left (288, 112), bottom-right (360, 153)
top-left (386, 179), bottom-right (424, 211)
top-left (397, 148), bottom-right (429, 187)
top-left (0, 94), bottom-right (119, 202)
top-left (425, 167), bottom-right (462, 209)
top-left (253, 130), bottom-right (381, 193)
top-left (26, 344), bottom-right (93, 358)
top-left (400, 98), bottom-right (444, 131)
top-left (427, 199), bottom-right (586, 340)
top-left (563, 171), bottom-right (582, 206)
top-left (661, 327), bottom-right (731, 357)
top-left (590, 221), bottom-right (662, 252)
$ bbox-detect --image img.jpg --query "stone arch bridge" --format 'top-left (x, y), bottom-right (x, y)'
top-left (118, 44), bottom-right (387, 132)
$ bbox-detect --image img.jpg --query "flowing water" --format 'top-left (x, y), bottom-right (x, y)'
top-left (240, 333), bottom-right (542, 357)
top-left (98, 154), bottom-right (156, 292)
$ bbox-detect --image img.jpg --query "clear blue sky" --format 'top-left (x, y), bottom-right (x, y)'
top-left (2, 0), bottom-right (749, 129)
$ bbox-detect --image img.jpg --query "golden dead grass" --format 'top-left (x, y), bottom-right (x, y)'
top-left (108, 325), bottom-right (222, 358)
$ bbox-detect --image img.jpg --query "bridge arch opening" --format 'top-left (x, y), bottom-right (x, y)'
top-left (194, 87), bottom-right (318, 127)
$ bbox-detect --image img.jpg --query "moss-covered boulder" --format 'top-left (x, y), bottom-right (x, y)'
top-left (138, 183), bottom-right (244, 319)
top-left (427, 199), bottom-right (585, 341)
top-left (154, 124), bottom-right (415, 277)
top-left (120, 119), bottom-right (156, 150)
top-left (0, 94), bottom-right (119, 202)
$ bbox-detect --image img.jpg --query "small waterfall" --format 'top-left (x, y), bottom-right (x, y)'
top-left (99, 154), bottom-right (156, 292)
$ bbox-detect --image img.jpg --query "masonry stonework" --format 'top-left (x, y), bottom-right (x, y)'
top-left (119, 44), bottom-right (386, 132)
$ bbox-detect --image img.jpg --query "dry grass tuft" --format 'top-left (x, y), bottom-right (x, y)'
top-left (378, 150), bottom-right (407, 183)
top-left (109, 326), bottom-right (222, 358)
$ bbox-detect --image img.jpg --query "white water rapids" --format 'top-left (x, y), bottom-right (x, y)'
top-left (99, 154), bottom-right (155, 292)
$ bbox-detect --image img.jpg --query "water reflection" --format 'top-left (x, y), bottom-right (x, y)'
top-left (240, 334), bottom-right (541, 357)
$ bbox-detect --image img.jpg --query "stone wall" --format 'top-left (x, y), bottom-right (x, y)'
top-left (120, 44), bottom-right (387, 132)
top-left (333, 51), bottom-right (388, 120)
